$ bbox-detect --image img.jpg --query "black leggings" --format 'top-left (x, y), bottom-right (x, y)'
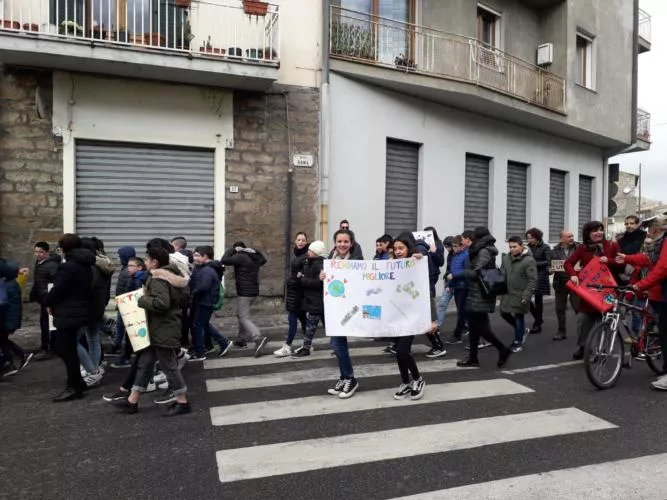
top-left (395, 336), bottom-right (420, 384)
top-left (467, 312), bottom-right (506, 361)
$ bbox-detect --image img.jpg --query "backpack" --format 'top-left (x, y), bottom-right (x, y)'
top-left (210, 260), bottom-right (225, 280)
top-left (213, 282), bottom-right (225, 311)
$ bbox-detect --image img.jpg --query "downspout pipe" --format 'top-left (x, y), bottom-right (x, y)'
top-left (319, 0), bottom-right (332, 240)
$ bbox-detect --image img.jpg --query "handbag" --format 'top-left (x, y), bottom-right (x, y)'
top-left (478, 267), bottom-right (508, 297)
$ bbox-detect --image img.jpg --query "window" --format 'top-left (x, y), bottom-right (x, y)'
top-left (464, 154), bottom-right (491, 230)
top-left (576, 32), bottom-right (594, 89)
top-left (549, 170), bottom-right (567, 242)
top-left (477, 5), bottom-right (501, 48)
top-left (506, 162), bottom-right (528, 240)
top-left (578, 176), bottom-right (593, 240)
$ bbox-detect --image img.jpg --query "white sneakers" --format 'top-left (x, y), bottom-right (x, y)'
top-left (274, 344), bottom-right (293, 357)
top-left (652, 374), bottom-right (667, 391)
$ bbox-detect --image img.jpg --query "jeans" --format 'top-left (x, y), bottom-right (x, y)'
top-left (554, 287), bottom-right (579, 334)
top-left (501, 311), bottom-right (526, 344)
top-left (40, 305), bottom-right (53, 351)
top-left (77, 322), bottom-right (102, 373)
top-left (121, 350), bottom-right (143, 391)
top-left (55, 326), bottom-right (86, 391)
top-left (330, 336), bottom-right (354, 379)
top-left (467, 312), bottom-right (506, 362)
top-left (132, 346), bottom-right (187, 395)
top-left (237, 296), bottom-right (261, 342)
top-left (287, 311), bottom-right (307, 345)
top-left (529, 294), bottom-right (544, 327)
top-left (302, 313), bottom-right (324, 348)
top-left (453, 288), bottom-right (468, 336)
top-left (192, 304), bottom-right (228, 358)
top-left (436, 287), bottom-right (454, 326)
top-left (114, 311), bottom-right (125, 348)
top-left (395, 336), bottom-right (420, 384)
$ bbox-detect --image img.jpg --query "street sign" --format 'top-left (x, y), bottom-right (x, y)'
top-left (292, 154), bottom-right (314, 168)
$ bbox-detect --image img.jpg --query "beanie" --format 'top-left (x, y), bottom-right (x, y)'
top-left (308, 240), bottom-right (327, 258)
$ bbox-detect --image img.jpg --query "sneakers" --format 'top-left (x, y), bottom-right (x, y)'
top-left (274, 344), bottom-right (293, 357)
top-left (393, 383), bottom-right (412, 400)
top-left (1, 363), bottom-right (18, 377)
top-left (153, 371), bottom-right (167, 385)
top-left (410, 377), bottom-right (425, 400)
top-left (154, 389), bottom-right (177, 405)
top-left (233, 339), bottom-right (248, 348)
top-left (529, 325), bottom-right (542, 334)
top-left (383, 345), bottom-right (397, 355)
top-left (457, 357), bottom-right (480, 367)
top-left (553, 332), bottom-right (567, 341)
top-left (188, 354), bottom-right (207, 363)
top-left (145, 381), bottom-right (157, 393)
top-left (218, 342), bottom-right (233, 358)
top-left (111, 359), bottom-right (131, 369)
top-left (103, 390), bottom-right (129, 402)
top-left (163, 402), bottom-right (191, 417)
top-left (651, 374), bottom-right (667, 391)
top-left (206, 346), bottom-right (217, 355)
top-left (84, 371), bottom-right (103, 387)
top-left (510, 342), bottom-right (524, 353)
top-left (254, 336), bottom-right (268, 358)
top-left (425, 348), bottom-right (447, 359)
top-left (465, 341), bottom-right (492, 351)
top-left (328, 378), bottom-right (345, 395)
top-left (18, 353), bottom-right (34, 371)
top-left (177, 348), bottom-right (190, 370)
top-left (291, 345), bottom-right (311, 358)
top-left (635, 353), bottom-right (647, 361)
top-left (445, 336), bottom-right (463, 345)
top-left (338, 377), bottom-right (359, 399)
top-left (114, 400), bottom-right (138, 414)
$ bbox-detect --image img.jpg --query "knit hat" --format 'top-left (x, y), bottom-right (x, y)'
top-left (308, 240), bottom-right (327, 258)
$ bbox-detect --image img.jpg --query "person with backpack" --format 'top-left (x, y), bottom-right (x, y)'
top-left (188, 246), bottom-right (230, 362)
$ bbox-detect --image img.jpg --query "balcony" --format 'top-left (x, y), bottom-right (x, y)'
top-left (637, 108), bottom-right (651, 142)
top-left (329, 6), bottom-right (566, 114)
top-left (0, 0), bottom-right (280, 90)
top-left (638, 8), bottom-right (651, 54)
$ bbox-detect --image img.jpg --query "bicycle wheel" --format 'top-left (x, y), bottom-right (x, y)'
top-left (584, 320), bottom-right (624, 390)
top-left (645, 332), bottom-right (663, 375)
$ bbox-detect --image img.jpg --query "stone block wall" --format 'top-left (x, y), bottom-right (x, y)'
top-left (0, 68), bottom-right (62, 267)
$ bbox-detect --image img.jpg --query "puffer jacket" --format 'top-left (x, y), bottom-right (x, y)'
top-left (463, 234), bottom-right (499, 313)
top-left (448, 248), bottom-right (469, 290)
top-left (190, 262), bottom-right (221, 307)
top-left (299, 256), bottom-right (324, 315)
top-left (29, 253), bottom-right (61, 303)
top-left (285, 246), bottom-right (308, 313)
top-left (500, 250), bottom-right (537, 314)
top-left (44, 248), bottom-right (95, 329)
top-left (551, 242), bottom-right (578, 292)
top-left (137, 264), bottom-right (189, 349)
top-left (220, 248), bottom-right (267, 297)
top-left (528, 241), bottom-right (552, 296)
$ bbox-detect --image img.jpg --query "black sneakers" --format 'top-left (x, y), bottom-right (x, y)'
top-left (328, 378), bottom-right (345, 395)
top-left (291, 346), bottom-right (311, 358)
top-left (410, 378), bottom-right (425, 400)
top-left (457, 357), bottom-right (480, 367)
top-left (425, 348), bottom-right (447, 359)
top-left (102, 390), bottom-right (130, 402)
top-left (393, 383), bottom-right (412, 400)
top-left (154, 389), bottom-right (177, 405)
top-left (338, 378), bottom-right (359, 399)
top-left (163, 402), bottom-right (191, 417)
top-left (254, 336), bottom-right (268, 358)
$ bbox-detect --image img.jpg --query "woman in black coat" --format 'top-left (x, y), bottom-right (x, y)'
top-left (526, 228), bottom-right (552, 333)
top-left (274, 232), bottom-right (309, 357)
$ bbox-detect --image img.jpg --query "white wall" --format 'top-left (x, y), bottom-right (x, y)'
top-left (328, 73), bottom-right (604, 258)
top-left (52, 71), bottom-right (233, 256)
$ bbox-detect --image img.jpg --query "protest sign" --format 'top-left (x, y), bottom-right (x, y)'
top-left (412, 230), bottom-right (435, 248)
top-left (550, 260), bottom-right (565, 273)
top-left (116, 289), bottom-right (150, 351)
top-left (566, 256), bottom-right (618, 313)
top-left (323, 258), bottom-right (431, 337)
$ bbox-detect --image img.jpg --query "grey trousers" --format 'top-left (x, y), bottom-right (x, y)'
top-left (576, 312), bottom-right (602, 347)
top-left (132, 346), bottom-right (187, 395)
top-left (237, 296), bottom-right (261, 342)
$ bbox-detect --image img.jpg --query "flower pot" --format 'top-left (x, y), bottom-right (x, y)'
top-left (23, 23), bottom-right (39, 32)
top-left (242, 0), bottom-right (268, 16)
top-left (2, 20), bottom-right (21, 30)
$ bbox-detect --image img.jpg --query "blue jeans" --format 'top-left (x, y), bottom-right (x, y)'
top-left (330, 336), bottom-right (354, 379)
top-left (192, 304), bottom-right (228, 357)
top-left (114, 311), bottom-right (125, 348)
top-left (436, 287), bottom-right (454, 326)
top-left (77, 322), bottom-right (102, 373)
top-left (287, 311), bottom-right (307, 345)
top-left (501, 312), bottom-right (526, 344)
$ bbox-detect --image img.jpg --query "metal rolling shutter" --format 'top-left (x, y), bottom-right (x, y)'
top-left (464, 154), bottom-right (490, 230)
top-left (385, 139), bottom-right (419, 236)
top-left (549, 169), bottom-right (566, 241)
top-left (578, 175), bottom-right (593, 240)
top-left (506, 161), bottom-right (528, 240)
top-left (76, 141), bottom-right (215, 287)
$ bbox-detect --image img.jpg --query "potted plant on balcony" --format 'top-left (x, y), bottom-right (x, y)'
top-left (176, 0), bottom-right (192, 7)
top-left (243, 0), bottom-right (268, 17)
top-left (178, 20), bottom-right (194, 50)
top-left (330, 21), bottom-right (376, 60)
top-left (394, 53), bottom-right (416, 71)
top-left (59, 20), bottom-right (83, 37)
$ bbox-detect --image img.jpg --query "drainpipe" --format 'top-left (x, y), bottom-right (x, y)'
top-left (319, 0), bottom-right (332, 241)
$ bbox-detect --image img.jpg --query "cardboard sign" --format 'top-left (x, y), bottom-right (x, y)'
top-left (323, 258), bottom-right (432, 337)
top-left (116, 289), bottom-right (150, 352)
top-left (47, 283), bottom-right (55, 331)
top-left (412, 230), bottom-right (435, 249)
top-left (566, 257), bottom-right (618, 313)
top-left (550, 260), bottom-right (565, 272)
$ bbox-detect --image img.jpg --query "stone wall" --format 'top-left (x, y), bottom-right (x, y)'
top-left (0, 68), bottom-right (62, 267)
top-left (223, 85), bottom-right (320, 316)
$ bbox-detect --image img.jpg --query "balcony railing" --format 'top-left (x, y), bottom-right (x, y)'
top-left (0, 0), bottom-right (279, 63)
top-left (329, 6), bottom-right (566, 114)
top-left (639, 8), bottom-right (651, 43)
top-left (637, 108), bottom-right (651, 142)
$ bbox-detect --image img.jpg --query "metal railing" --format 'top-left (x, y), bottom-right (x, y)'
top-left (0, 0), bottom-right (280, 63)
top-left (639, 8), bottom-right (651, 43)
top-left (329, 6), bottom-right (566, 114)
top-left (637, 108), bottom-right (651, 142)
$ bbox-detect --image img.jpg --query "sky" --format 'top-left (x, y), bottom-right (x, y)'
top-left (611, 0), bottom-right (667, 204)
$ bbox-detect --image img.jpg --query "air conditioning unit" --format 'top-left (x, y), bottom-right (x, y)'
top-left (537, 43), bottom-right (553, 66)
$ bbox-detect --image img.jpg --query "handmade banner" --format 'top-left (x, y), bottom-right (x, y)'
top-left (566, 256), bottom-right (618, 313)
top-left (550, 260), bottom-right (565, 273)
top-left (412, 230), bottom-right (435, 248)
top-left (323, 258), bottom-right (432, 337)
top-left (116, 288), bottom-right (150, 352)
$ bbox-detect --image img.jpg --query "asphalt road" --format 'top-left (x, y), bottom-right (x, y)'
top-left (3, 304), bottom-right (667, 500)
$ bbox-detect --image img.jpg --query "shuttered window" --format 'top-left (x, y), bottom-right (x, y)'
top-left (464, 154), bottom-right (490, 230)
top-left (385, 139), bottom-right (420, 236)
top-left (76, 141), bottom-right (215, 287)
top-left (506, 161), bottom-right (528, 240)
top-left (549, 169), bottom-right (567, 241)
top-left (578, 175), bottom-right (593, 240)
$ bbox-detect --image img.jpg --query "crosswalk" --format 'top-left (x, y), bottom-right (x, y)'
top-left (201, 337), bottom-right (664, 498)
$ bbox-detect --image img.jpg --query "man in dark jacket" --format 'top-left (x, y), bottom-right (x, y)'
top-left (618, 215), bottom-right (647, 256)
top-left (189, 246), bottom-right (230, 361)
top-left (526, 228), bottom-right (552, 334)
top-left (220, 242), bottom-right (268, 357)
top-left (22, 242), bottom-right (61, 355)
top-left (111, 246), bottom-right (136, 354)
top-left (44, 234), bottom-right (94, 402)
top-left (550, 230), bottom-right (579, 340)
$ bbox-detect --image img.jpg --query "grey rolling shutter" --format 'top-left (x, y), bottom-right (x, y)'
top-left (506, 162), bottom-right (528, 240)
top-left (578, 176), bottom-right (593, 240)
top-left (549, 170), bottom-right (566, 241)
top-left (76, 141), bottom-right (215, 289)
top-left (385, 139), bottom-right (420, 236)
top-left (464, 154), bottom-right (490, 230)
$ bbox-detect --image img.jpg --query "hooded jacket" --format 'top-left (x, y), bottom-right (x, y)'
top-left (463, 233), bottom-right (499, 313)
top-left (500, 249), bottom-right (538, 314)
top-left (299, 255), bottom-right (325, 315)
top-left (138, 264), bottom-right (189, 349)
top-left (220, 248), bottom-right (267, 297)
top-left (170, 252), bottom-right (191, 279)
top-left (448, 248), bottom-right (469, 290)
top-left (44, 248), bottom-right (95, 329)
top-left (527, 240), bottom-right (552, 296)
top-left (29, 252), bottom-right (61, 302)
top-left (285, 245), bottom-right (308, 313)
top-left (115, 246), bottom-right (137, 297)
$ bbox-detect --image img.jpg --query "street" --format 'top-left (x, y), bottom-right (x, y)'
top-left (3, 305), bottom-right (667, 500)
